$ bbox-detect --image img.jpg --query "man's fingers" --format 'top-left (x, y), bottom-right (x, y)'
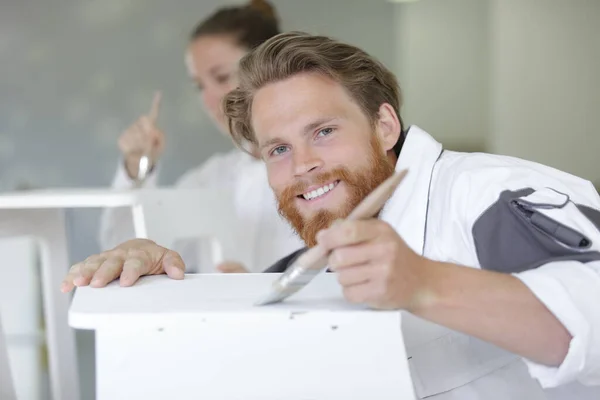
top-left (317, 220), bottom-right (382, 251)
top-left (61, 239), bottom-right (179, 293)
top-left (162, 250), bottom-right (185, 280)
top-left (149, 91), bottom-right (162, 123)
top-left (90, 257), bottom-right (125, 288)
top-left (73, 257), bottom-right (106, 286)
top-left (120, 258), bottom-right (147, 287)
top-left (328, 244), bottom-right (377, 271)
top-left (61, 264), bottom-right (82, 293)
top-left (342, 283), bottom-right (370, 304)
top-left (217, 262), bottom-right (249, 274)
top-left (60, 280), bottom-right (74, 293)
top-left (336, 264), bottom-right (372, 287)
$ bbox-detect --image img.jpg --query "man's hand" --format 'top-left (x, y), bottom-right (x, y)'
top-left (61, 239), bottom-right (185, 293)
top-left (217, 261), bottom-right (250, 274)
top-left (317, 219), bottom-right (432, 310)
top-left (318, 219), bottom-right (572, 366)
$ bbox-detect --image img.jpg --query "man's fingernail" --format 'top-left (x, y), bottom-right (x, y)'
top-left (91, 278), bottom-right (101, 287)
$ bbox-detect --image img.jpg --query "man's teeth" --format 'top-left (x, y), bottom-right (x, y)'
top-left (302, 182), bottom-right (337, 200)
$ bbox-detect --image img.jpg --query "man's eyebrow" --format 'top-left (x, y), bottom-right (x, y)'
top-left (258, 117), bottom-right (339, 153)
top-left (259, 137), bottom-right (284, 153)
top-left (302, 117), bottom-right (338, 134)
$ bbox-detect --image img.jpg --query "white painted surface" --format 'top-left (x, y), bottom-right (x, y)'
top-left (0, 316), bottom-right (17, 400)
top-left (0, 209), bottom-right (80, 400)
top-left (0, 189), bottom-right (137, 209)
top-left (134, 188), bottom-right (246, 272)
top-left (0, 189), bottom-right (139, 400)
top-left (70, 274), bottom-right (373, 328)
top-left (0, 187), bottom-right (245, 399)
top-left (70, 274), bottom-right (416, 400)
top-left (0, 237), bottom-right (43, 400)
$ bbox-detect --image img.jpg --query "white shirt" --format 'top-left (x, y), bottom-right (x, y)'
top-left (382, 126), bottom-right (600, 399)
top-left (99, 149), bottom-right (303, 272)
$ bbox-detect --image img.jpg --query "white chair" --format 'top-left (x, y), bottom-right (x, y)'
top-left (0, 211), bottom-right (78, 400)
top-left (0, 315), bottom-right (17, 400)
top-left (0, 236), bottom-right (43, 400)
top-left (130, 188), bottom-right (251, 273)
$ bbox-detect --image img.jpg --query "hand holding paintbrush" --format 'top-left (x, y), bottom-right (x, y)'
top-left (256, 169), bottom-right (408, 306)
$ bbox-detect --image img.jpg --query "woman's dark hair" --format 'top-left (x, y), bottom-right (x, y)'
top-left (190, 0), bottom-right (280, 50)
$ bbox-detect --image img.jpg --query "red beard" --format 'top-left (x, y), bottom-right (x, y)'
top-left (277, 136), bottom-right (395, 247)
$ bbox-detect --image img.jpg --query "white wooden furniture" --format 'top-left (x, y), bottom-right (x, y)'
top-left (0, 237), bottom-right (43, 400)
top-left (69, 273), bottom-right (416, 400)
top-left (0, 187), bottom-right (242, 399)
top-left (0, 189), bottom-right (140, 400)
top-left (0, 315), bottom-right (17, 400)
top-left (133, 188), bottom-right (247, 272)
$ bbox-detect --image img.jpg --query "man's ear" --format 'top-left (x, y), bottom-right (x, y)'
top-left (375, 103), bottom-right (401, 152)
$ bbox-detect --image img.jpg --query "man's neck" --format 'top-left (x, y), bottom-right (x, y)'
top-left (387, 127), bottom-right (406, 165)
top-left (387, 151), bottom-right (398, 166)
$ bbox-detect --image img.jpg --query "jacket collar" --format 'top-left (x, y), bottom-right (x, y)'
top-left (379, 125), bottom-right (444, 255)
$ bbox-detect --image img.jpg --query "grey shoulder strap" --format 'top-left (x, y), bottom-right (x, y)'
top-left (473, 188), bottom-right (600, 273)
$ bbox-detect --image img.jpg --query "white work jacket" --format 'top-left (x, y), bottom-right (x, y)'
top-left (380, 126), bottom-right (600, 399)
top-left (99, 149), bottom-right (303, 272)
top-left (265, 125), bottom-right (600, 399)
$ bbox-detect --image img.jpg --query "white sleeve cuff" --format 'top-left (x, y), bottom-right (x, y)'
top-left (514, 260), bottom-right (599, 387)
top-left (111, 160), bottom-right (160, 189)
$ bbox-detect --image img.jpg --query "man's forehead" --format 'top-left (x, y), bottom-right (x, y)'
top-left (251, 73), bottom-right (355, 142)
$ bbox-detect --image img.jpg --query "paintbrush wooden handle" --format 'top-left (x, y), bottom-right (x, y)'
top-left (346, 169), bottom-right (407, 220)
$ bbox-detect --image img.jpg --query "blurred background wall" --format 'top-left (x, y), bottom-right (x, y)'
top-left (396, 0), bottom-right (599, 183)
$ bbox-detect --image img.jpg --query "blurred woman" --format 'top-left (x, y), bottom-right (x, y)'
top-left (100, 0), bottom-right (303, 272)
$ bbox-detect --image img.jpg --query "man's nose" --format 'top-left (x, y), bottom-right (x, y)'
top-left (292, 146), bottom-right (324, 177)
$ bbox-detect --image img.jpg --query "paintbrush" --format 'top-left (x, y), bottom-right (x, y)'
top-left (255, 169), bottom-right (408, 306)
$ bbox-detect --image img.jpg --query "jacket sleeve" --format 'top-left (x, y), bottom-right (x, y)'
top-left (469, 184), bottom-right (600, 388)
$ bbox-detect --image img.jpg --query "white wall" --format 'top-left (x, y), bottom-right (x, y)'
top-left (394, 0), bottom-right (490, 151)
top-left (490, 0), bottom-right (600, 183)
top-left (394, 0), bottom-right (600, 184)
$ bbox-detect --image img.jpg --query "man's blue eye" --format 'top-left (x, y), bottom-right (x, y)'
top-left (317, 127), bottom-right (334, 137)
top-left (271, 145), bottom-right (288, 156)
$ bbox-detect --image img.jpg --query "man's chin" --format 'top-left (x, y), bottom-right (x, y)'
top-left (296, 205), bottom-right (339, 222)
top-left (298, 209), bottom-right (340, 247)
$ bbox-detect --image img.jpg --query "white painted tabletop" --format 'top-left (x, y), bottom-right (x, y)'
top-left (69, 273), bottom-right (385, 330)
top-left (0, 188), bottom-right (138, 209)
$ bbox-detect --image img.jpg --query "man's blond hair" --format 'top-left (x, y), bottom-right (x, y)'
top-left (223, 31), bottom-right (403, 150)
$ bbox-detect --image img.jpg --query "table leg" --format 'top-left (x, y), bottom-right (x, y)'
top-left (0, 209), bottom-right (80, 400)
top-left (0, 315), bottom-right (17, 400)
